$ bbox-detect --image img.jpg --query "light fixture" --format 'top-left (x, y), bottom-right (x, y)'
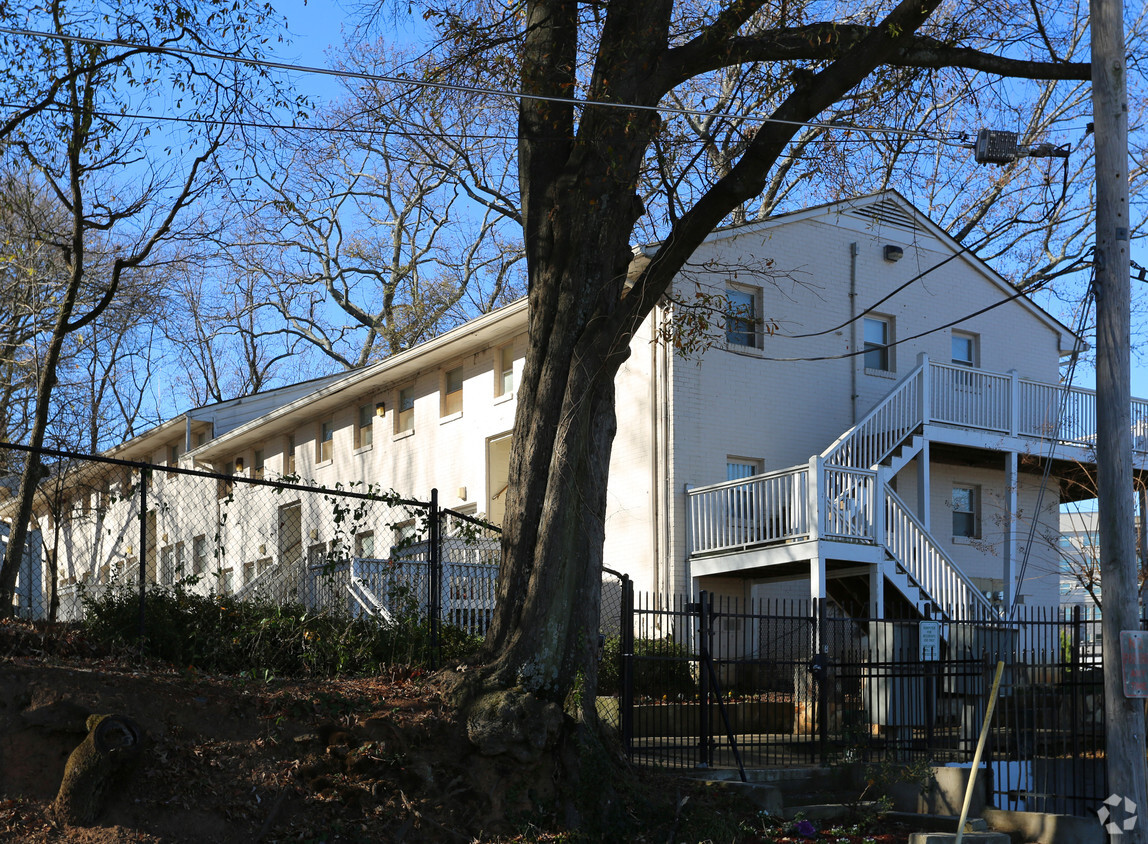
top-left (884, 245), bottom-right (904, 263)
top-left (458, 486), bottom-right (467, 501)
top-left (309, 529), bottom-right (318, 541)
top-left (258, 544), bottom-right (266, 555)
top-left (375, 401), bottom-right (386, 416)
top-left (234, 457), bottom-right (245, 472)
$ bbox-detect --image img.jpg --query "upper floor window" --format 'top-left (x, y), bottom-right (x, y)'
top-left (952, 331), bottom-right (978, 367)
top-left (952, 485), bottom-right (979, 538)
top-left (318, 420), bottom-right (334, 463)
top-left (725, 286), bottom-right (759, 349)
top-left (286, 435), bottom-right (296, 475)
top-left (253, 448), bottom-right (265, 480)
top-left (355, 404), bottom-right (374, 449)
top-left (496, 346), bottom-right (516, 397)
top-left (443, 366), bottom-right (464, 416)
top-left (397, 387), bottom-right (415, 433)
top-left (863, 315), bottom-right (893, 372)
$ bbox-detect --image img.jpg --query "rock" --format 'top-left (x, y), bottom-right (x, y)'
top-left (465, 688), bottom-right (562, 763)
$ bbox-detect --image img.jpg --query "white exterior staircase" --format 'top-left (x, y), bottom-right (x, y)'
top-left (687, 354), bottom-right (1148, 622)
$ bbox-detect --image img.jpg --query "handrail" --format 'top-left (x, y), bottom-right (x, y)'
top-left (686, 464), bottom-right (810, 555)
top-left (884, 487), bottom-right (996, 620)
top-left (822, 361), bottom-right (925, 469)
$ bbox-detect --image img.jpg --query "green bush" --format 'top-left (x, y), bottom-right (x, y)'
top-left (81, 582), bottom-right (481, 677)
top-left (598, 635), bottom-right (696, 698)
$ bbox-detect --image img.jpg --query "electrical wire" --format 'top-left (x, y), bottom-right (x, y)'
top-left (748, 274), bottom-right (1057, 362)
top-left (0, 24), bottom-right (972, 145)
top-left (1009, 276), bottom-right (1095, 618)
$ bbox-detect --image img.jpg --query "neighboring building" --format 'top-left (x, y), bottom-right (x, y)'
top-left (10, 191), bottom-right (1148, 625)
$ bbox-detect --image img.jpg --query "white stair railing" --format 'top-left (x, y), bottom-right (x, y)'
top-left (687, 465), bottom-right (810, 555)
top-left (883, 488), bottom-right (996, 620)
top-left (822, 361), bottom-right (926, 469)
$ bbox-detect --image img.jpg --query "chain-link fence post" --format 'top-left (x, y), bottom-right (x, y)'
top-left (428, 488), bottom-right (441, 667)
top-left (620, 572), bottom-right (634, 757)
top-left (138, 467), bottom-right (148, 644)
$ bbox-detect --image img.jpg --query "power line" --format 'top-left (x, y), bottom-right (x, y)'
top-left (0, 24), bottom-right (971, 145)
top-left (751, 275), bottom-right (1056, 362)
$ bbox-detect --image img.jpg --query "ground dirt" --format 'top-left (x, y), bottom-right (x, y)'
top-left (0, 620), bottom-right (918, 843)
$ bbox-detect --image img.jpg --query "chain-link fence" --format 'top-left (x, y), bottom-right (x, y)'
top-left (0, 443), bottom-right (500, 648)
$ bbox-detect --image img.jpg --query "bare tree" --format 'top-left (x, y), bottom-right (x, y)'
top-left (223, 45), bottom-right (526, 371)
top-left (0, 0), bottom-right (298, 616)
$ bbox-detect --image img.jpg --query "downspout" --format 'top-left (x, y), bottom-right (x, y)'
top-left (649, 307), bottom-right (660, 600)
top-left (850, 242), bottom-right (860, 424)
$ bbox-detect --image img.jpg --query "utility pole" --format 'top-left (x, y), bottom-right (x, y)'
top-left (1093, 0), bottom-right (1148, 835)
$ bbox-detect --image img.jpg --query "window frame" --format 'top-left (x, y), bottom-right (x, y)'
top-left (496, 346), bottom-right (516, 398)
top-left (355, 403), bottom-right (374, 450)
top-left (863, 315), bottom-right (894, 372)
top-left (952, 331), bottom-right (979, 368)
top-left (285, 435), bottom-right (297, 476)
top-left (317, 420), bottom-right (335, 463)
top-left (951, 484), bottom-right (979, 539)
top-left (396, 386), bottom-right (415, 434)
top-left (724, 284), bottom-right (761, 349)
top-left (443, 365), bottom-right (464, 417)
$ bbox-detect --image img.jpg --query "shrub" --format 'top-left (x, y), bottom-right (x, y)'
top-left (81, 581), bottom-right (481, 677)
top-left (598, 635), bottom-right (696, 698)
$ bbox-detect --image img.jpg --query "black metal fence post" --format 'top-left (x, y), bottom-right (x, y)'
top-left (816, 597), bottom-right (829, 765)
top-left (698, 591), bottom-right (712, 768)
top-left (137, 467), bottom-right (147, 645)
top-left (428, 488), bottom-right (441, 667)
top-left (620, 574), bottom-right (634, 758)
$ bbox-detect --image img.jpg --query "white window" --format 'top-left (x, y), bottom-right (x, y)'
top-left (952, 331), bottom-right (978, 367)
top-left (443, 366), bottom-right (464, 416)
top-left (727, 458), bottom-right (762, 522)
top-left (192, 535), bottom-right (207, 575)
top-left (318, 420), bottom-right (334, 462)
top-left (496, 346), bottom-right (516, 397)
top-left (159, 546), bottom-right (174, 586)
top-left (355, 531), bottom-right (375, 559)
top-left (952, 485), bottom-right (979, 538)
top-left (725, 286), bottom-right (759, 348)
top-left (285, 435), bottom-right (296, 475)
top-left (355, 404), bottom-right (374, 449)
top-left (397, 387), bottom-right (415, 433)
top-left (863, 315), bottom-right (893, 372)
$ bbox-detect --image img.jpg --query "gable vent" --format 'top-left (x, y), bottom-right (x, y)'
top-left (849, 199), bottom-right (925, 234)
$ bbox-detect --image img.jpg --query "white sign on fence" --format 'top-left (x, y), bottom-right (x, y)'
top-left (919, 620), bottom-right (942, 661)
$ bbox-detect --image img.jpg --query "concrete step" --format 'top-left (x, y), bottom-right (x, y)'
top-left (908, 834), bottom-right (1009, 844)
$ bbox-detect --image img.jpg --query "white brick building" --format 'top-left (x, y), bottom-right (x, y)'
top-left (16, 191), bottom-right (1147, 623)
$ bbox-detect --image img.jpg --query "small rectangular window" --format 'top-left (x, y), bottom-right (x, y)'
top-left (443, 366), bottom-right (464, 416)
top-left (952, 331), bottom-right (978, 367)
top-left (253, 449), bottom-right (265, 480)
top-left (497, 346), bottom-right (516, 397)
top-left (286, 435), bottom-right (296, 476)
top-left (863, 316), bottom-right (893, 371)
top-left (952, 485), bottom-right (978, 538)
top-left (355, 404), bottom-right (374, 449)
top-left (318, 421), bottom-right (334, 462)
top-left (355, 531), bottom-right (375, 559)
top-left (397, 387), bottom-right (415, 433)
top-left (725, 286), bottom-right (759, 348)
top-left (192, 535), bottom-right (207, 575)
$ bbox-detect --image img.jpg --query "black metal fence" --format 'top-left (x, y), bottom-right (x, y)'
top-left (607, 590), bottom-right (1109, 818)
top-left (0, 442), bottom-right (501, 657)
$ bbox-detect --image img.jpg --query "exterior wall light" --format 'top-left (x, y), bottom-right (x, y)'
top-left (884, 245), bottom-right (904, 263)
